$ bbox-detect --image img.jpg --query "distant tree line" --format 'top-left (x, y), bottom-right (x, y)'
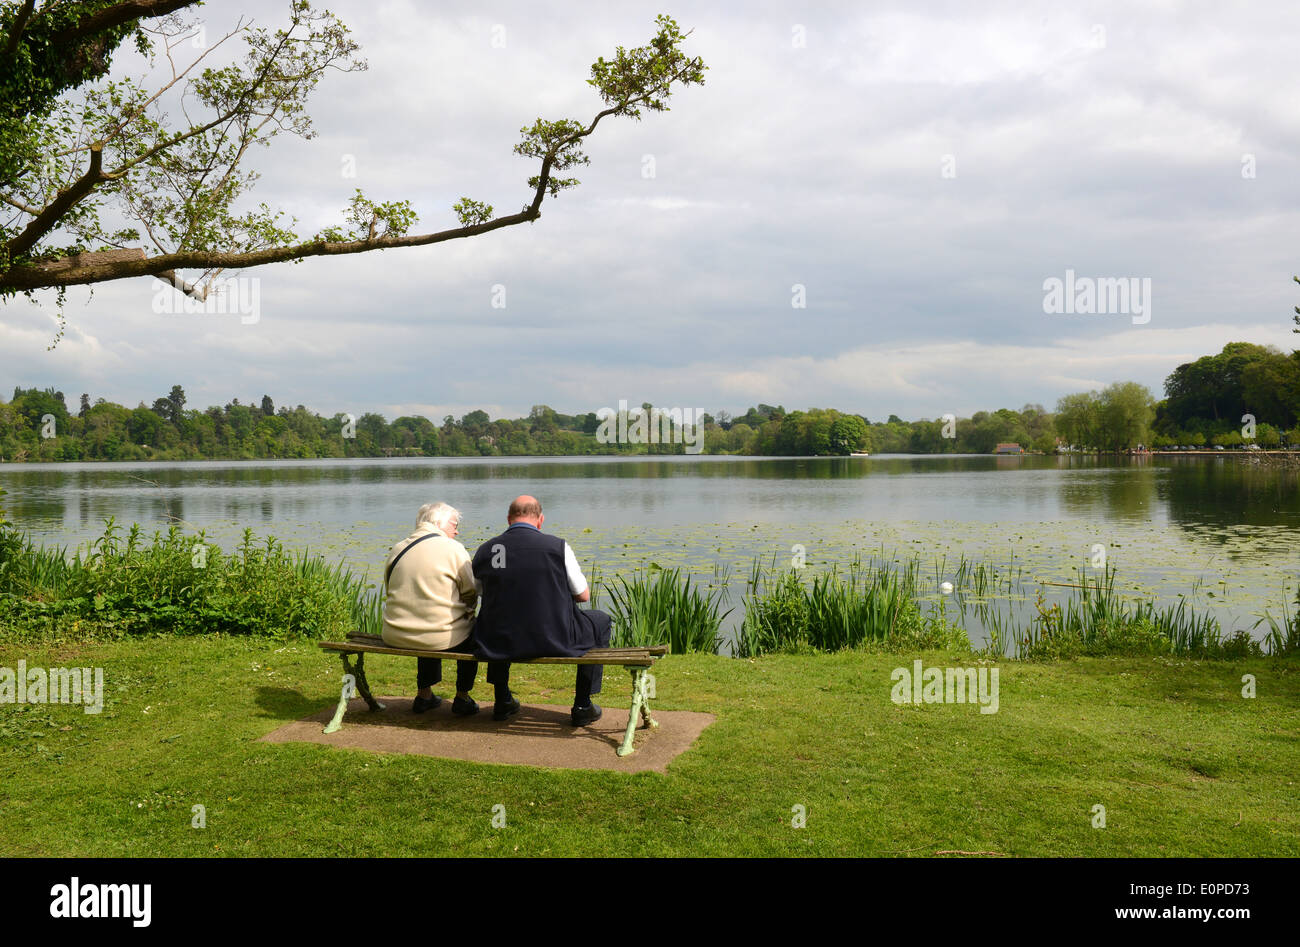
top-left (3, 342), bottom-right (1297, 461)
top-left (859, 341), bottom-right (1300, 453)
top-left (0, 394), bottom-right (873, 461)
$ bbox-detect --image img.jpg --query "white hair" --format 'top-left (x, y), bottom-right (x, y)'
top-left (415, 502), bottom-right (460, 531)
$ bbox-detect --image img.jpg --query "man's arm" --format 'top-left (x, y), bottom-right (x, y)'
top-left (563, 542), bottom-right (590, 602)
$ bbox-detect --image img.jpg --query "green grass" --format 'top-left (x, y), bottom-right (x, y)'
top-left (2, 633), bottom-right (1296, 857)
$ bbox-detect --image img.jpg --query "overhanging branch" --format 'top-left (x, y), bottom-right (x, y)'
top-left (50, 0), bottom-right (199, 46)
top-left (0, 15), bottom-right (705, 298)
top-left (3, 206), bottom-right (541, 292)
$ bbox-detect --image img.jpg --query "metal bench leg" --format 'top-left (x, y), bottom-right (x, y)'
top-left (618, 666), bottom-right (655, 757)
top-left (323, 672), bottom-right (351, 735)
top-left (324, 653), bottom-right (355, 734)
top-left (638, 666), bottom-right (658, 730)
top-left (351, 652), bottom-right (385, 713)
top-left (323, 652), bottom-right (385, 735)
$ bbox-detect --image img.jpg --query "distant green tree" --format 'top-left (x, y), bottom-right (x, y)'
top-left (10, 386), bottom-right (69, 436)
top-left (355, 412), bottom-right (391, 451)
top-left (1098, 381), bottom-right (1155, 450)
top-left (1163, 342), bottom-right (1281, 428)
top-left (150, 384), bottom-right (186, 423)
top-left (1055, 392), bottom-right (1101, 449)
top-left (829, 414), bottom-right (869, 454)
top-left (128, 405), bottom-right (164, 446)
top-left (1256, 423), bottom-right (1282, 448)
top-left (908, 419), bottom-right (947, 453)
top-left (529, 405), bottom-right (558, 434)
top-left (459, 410), bottom-right (490, 437)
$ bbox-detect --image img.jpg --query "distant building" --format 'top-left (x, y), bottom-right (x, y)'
top-left (994, 442), bottom-right (1023, 454)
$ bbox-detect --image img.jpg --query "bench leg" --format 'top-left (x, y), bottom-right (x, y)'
top-left (351, 652), bottom-right (385, 713)
top-left (322, 652), bottom-right (385, 735)
top-left (638, 667), bottom-right (658, 730)
top-left (617, 666), bottom-right (657, 757)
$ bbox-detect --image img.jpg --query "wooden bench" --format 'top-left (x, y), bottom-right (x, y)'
top-left (318, 633), bottom-right (668, 757)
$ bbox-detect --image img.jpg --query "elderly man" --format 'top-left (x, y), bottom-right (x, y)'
top-left (382, 502), bottom-right (482, 716)
top-left (471, 495), bottom-right (611, 726)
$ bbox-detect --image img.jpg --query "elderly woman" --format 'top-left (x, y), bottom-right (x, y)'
top-left (382, 502), bottom-right (481, 715)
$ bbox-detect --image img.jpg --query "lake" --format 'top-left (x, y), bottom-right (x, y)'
top-left (2, 453), bottom-right (1296, 649)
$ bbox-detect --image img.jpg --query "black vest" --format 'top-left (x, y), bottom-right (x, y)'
top-left (471, 524), bottom-right (581, 661)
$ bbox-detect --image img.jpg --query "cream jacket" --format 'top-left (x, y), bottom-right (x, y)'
top-left (381, 524), bottom-right (477, 651)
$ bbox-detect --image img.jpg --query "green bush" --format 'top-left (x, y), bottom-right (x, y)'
top-left (0, 520), bottom-right (369, 640)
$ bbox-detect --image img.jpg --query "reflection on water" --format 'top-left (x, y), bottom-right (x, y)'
top-left (4, 452), bottom-right (1298, 539)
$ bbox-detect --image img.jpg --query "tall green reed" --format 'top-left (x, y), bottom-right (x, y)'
top-left (603, 564), bottom-right (732, 654)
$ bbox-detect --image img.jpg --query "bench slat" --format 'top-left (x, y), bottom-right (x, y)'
top-left (339, 634), bottom-right (668, 658)
top-left (319, 641), bottom-right (660, 666)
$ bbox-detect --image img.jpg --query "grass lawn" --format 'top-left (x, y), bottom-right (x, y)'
top-left (1, 634), bottom-right (1296, 857)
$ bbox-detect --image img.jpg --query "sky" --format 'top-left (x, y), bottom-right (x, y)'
top-left (4, 0), bottom-right (1299, 423)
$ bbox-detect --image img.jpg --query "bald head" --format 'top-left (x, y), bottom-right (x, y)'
top-left (507, 495), bottom-right (543, 525)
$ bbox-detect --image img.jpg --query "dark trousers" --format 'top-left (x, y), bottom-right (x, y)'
top-left (489, 608), bottom-right (612, 705)
top-left (416, 656), bottom-right (479, 693)
top-left (416, 626), bottom-right (484, 692)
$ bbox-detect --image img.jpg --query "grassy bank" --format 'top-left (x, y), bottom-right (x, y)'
top-left (1, 633), bottom-right (1296, 857)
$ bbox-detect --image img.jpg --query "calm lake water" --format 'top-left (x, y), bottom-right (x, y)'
top-left (2, 454), bottom-right (1297, 648)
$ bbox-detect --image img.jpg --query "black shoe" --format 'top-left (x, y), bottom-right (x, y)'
top-left (571, 703), bottom-right (602, 727)
top-left (452, 696), bottom-right (480, 717)
top-left (412, 694), bottom-right (442, 713)
top-left (492, 696), bottom-right (521, 721)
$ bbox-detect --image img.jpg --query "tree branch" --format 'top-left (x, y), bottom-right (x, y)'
top-left (2, 0), bottom-right (37, 58)
top-left (47, 0), bottom-right (199, 46)
top-left (0, 12), bottom-right (705, 298)
top-left (2, 207), bottom-right (541, 292)
top-left (2, 193), bottom-right (42, 216)
top-left (5, 141), bottom-right (108, 261)
top-left (4, 19), bottom-right (285, 259)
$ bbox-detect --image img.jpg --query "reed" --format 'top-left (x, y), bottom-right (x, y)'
top-left (1255, 596), bottom-right (1300, 656)
top-left (1015, 566), bottom-right (1239, 658)
top-left (603, 564), bottom-right (732, 654)
top-left (736, 553), bottom-right (965, 657)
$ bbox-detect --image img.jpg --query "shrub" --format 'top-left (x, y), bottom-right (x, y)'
top-left (0, 520), bottom-right (367, 640)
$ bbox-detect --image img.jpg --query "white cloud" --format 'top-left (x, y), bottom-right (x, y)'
top-left (4, 0), bottom-right (1298, 422)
